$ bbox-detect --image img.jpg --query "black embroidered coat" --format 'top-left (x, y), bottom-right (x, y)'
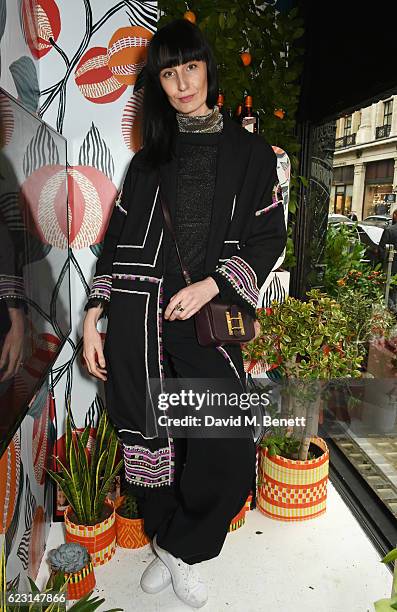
top-left (86, 107), bottom-right (287, 497)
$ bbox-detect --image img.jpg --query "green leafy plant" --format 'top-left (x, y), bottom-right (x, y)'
top-left (47, 407), bottom-right (123, 525)
top-left (243, 288), bottom-right (364, 378)
top-left (0, 544), bottom-right (122, 612)
top-left (336, 267), bottom-right (387, 302)
top-left (158, 1), bottom-right (305, 269)
top-left (374, 547), bottom-right (397, 611)
top-left (260, 432), bottom-right (301, 459)
top-left (323, 223), bottom-right (369, 296)
top-left (247, 378), bottom-right (318, 471)
top-left (333, 265), bottom-right (397, 369)
top-left (243, 289), bottom-right (364, 460)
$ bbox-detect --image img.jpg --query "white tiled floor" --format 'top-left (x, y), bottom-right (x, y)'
top-left (37, 483), bottom-right (392, 612)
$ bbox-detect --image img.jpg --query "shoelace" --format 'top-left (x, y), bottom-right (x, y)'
top-left (176, 561), bottom-right (203, 591)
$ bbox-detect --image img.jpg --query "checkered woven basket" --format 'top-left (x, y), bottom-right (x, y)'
top-left (257, 437), bottom-right (329, 522)
top-left (65, 500), bottom-right (116, 566)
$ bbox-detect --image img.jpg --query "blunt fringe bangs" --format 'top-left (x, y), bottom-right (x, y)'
top-left (140, 19), bottom-right (219, 169)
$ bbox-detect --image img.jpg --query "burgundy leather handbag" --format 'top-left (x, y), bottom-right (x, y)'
top-left (159, 188), bottom-right (256, 347)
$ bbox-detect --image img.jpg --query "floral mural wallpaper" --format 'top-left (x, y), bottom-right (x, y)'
top-left (0, 0), bottom-right (157, 590)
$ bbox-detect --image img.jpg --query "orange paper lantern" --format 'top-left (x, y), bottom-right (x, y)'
top-left (0, 433), bottom-right (21, 534)
top-left (107, 27), bottom-right (152, 86)
top-left (32, 392), bottom-right (54, 485)
top-left (19, 164), bottom-right (69, 249)
top-left (75, 47), bottom-right (127, 104)
top-left (21, 0), bottom-right (61, 59)
top-left (184, 11), bottom-right (196, 23)
top-left (122, 88), bottom-right (144, 152)
top-left (240, 52), bottom-right (252, 66)
top-left (67, 166), bottom-right (118, 249)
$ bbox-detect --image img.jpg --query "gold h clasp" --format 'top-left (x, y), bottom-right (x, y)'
top-left (225, 310), bottom-right (245, 336)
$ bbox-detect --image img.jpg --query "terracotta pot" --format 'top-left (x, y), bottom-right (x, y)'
top-left (64, 500), bottom-right (116, 567)
top-left (257, 437), bottom-right (329, 522)
top-left (114, 495), bottom-right (149, 549)
top-left (65, 560), bottom-right (96, 600)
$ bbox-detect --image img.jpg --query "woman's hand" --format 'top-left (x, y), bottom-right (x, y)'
top-left (0, 307), bottom-right (25, 382)
top-left (253, 319), bottom-right (261, 340)
top-left (83, 305), bottom-right (107, 381)
top-left (164, 277), bottom-right (219, 320)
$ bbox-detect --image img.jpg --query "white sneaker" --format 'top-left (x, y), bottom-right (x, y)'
top-left (152, 534), bottom-right (208, 608)
top-left (140, 555), bottom-right (172, 594)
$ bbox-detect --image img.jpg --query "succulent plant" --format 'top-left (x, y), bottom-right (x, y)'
top-left (48, 543), bottom-right (90, 573)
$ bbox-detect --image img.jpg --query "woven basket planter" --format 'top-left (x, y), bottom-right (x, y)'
top-left (64, 560), bottom-right (96, 600)
top-left (64, 500), bottom-right (116, 567)
top-left (228, 492), bottom-right (253, 532)
top-left (257, 437), bottom-right (329, 522)
top-left (114, 496), bottom-right (150, 549)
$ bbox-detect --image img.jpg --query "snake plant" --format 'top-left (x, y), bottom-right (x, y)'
top-left (47, 407), bottom-right (123, 525)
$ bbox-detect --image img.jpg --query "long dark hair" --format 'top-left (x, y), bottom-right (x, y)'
top-left (141, 18), bottom-right (219, 168)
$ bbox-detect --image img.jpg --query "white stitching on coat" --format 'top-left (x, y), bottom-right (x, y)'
top-left (113, 230), bottom-right (163, 268)
top-left (117, 184), bottom-right (159, 248)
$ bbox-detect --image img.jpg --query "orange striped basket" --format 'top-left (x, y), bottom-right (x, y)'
top-left (257, 437), bottom-right (329, 522)
top-left (228, 492), bottom-right (252, 532)
top-left (65, 501), bottom-right (116, 567)
top-left (65, 560), bottom-right (95, 600)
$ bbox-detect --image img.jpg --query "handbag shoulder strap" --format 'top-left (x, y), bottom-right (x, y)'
top-left (158, 183), bottom-right (192, 286)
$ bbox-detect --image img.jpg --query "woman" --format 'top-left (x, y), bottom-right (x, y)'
top-left (83, 18), bottom-right (287, 609)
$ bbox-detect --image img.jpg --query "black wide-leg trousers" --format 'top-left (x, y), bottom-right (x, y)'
top-left (137, 272), bottom-right (257, 565)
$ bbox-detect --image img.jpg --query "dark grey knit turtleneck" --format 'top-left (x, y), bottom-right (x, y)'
top-left (163, 107), bottom-right (222, 278)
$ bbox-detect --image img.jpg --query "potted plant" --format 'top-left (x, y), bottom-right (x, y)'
top-left (48, 543), bottom-right (95, 601)
top-left (334, 267), bottom-right (397, 368)
top-left (245, 288), bottom-right (363, 521)
top-left (47, 407), bottom-right (123, 567)
top-left (114, 489), bottom-right (150, 549)
top-left (0, 543), bottom-right (122, 611)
